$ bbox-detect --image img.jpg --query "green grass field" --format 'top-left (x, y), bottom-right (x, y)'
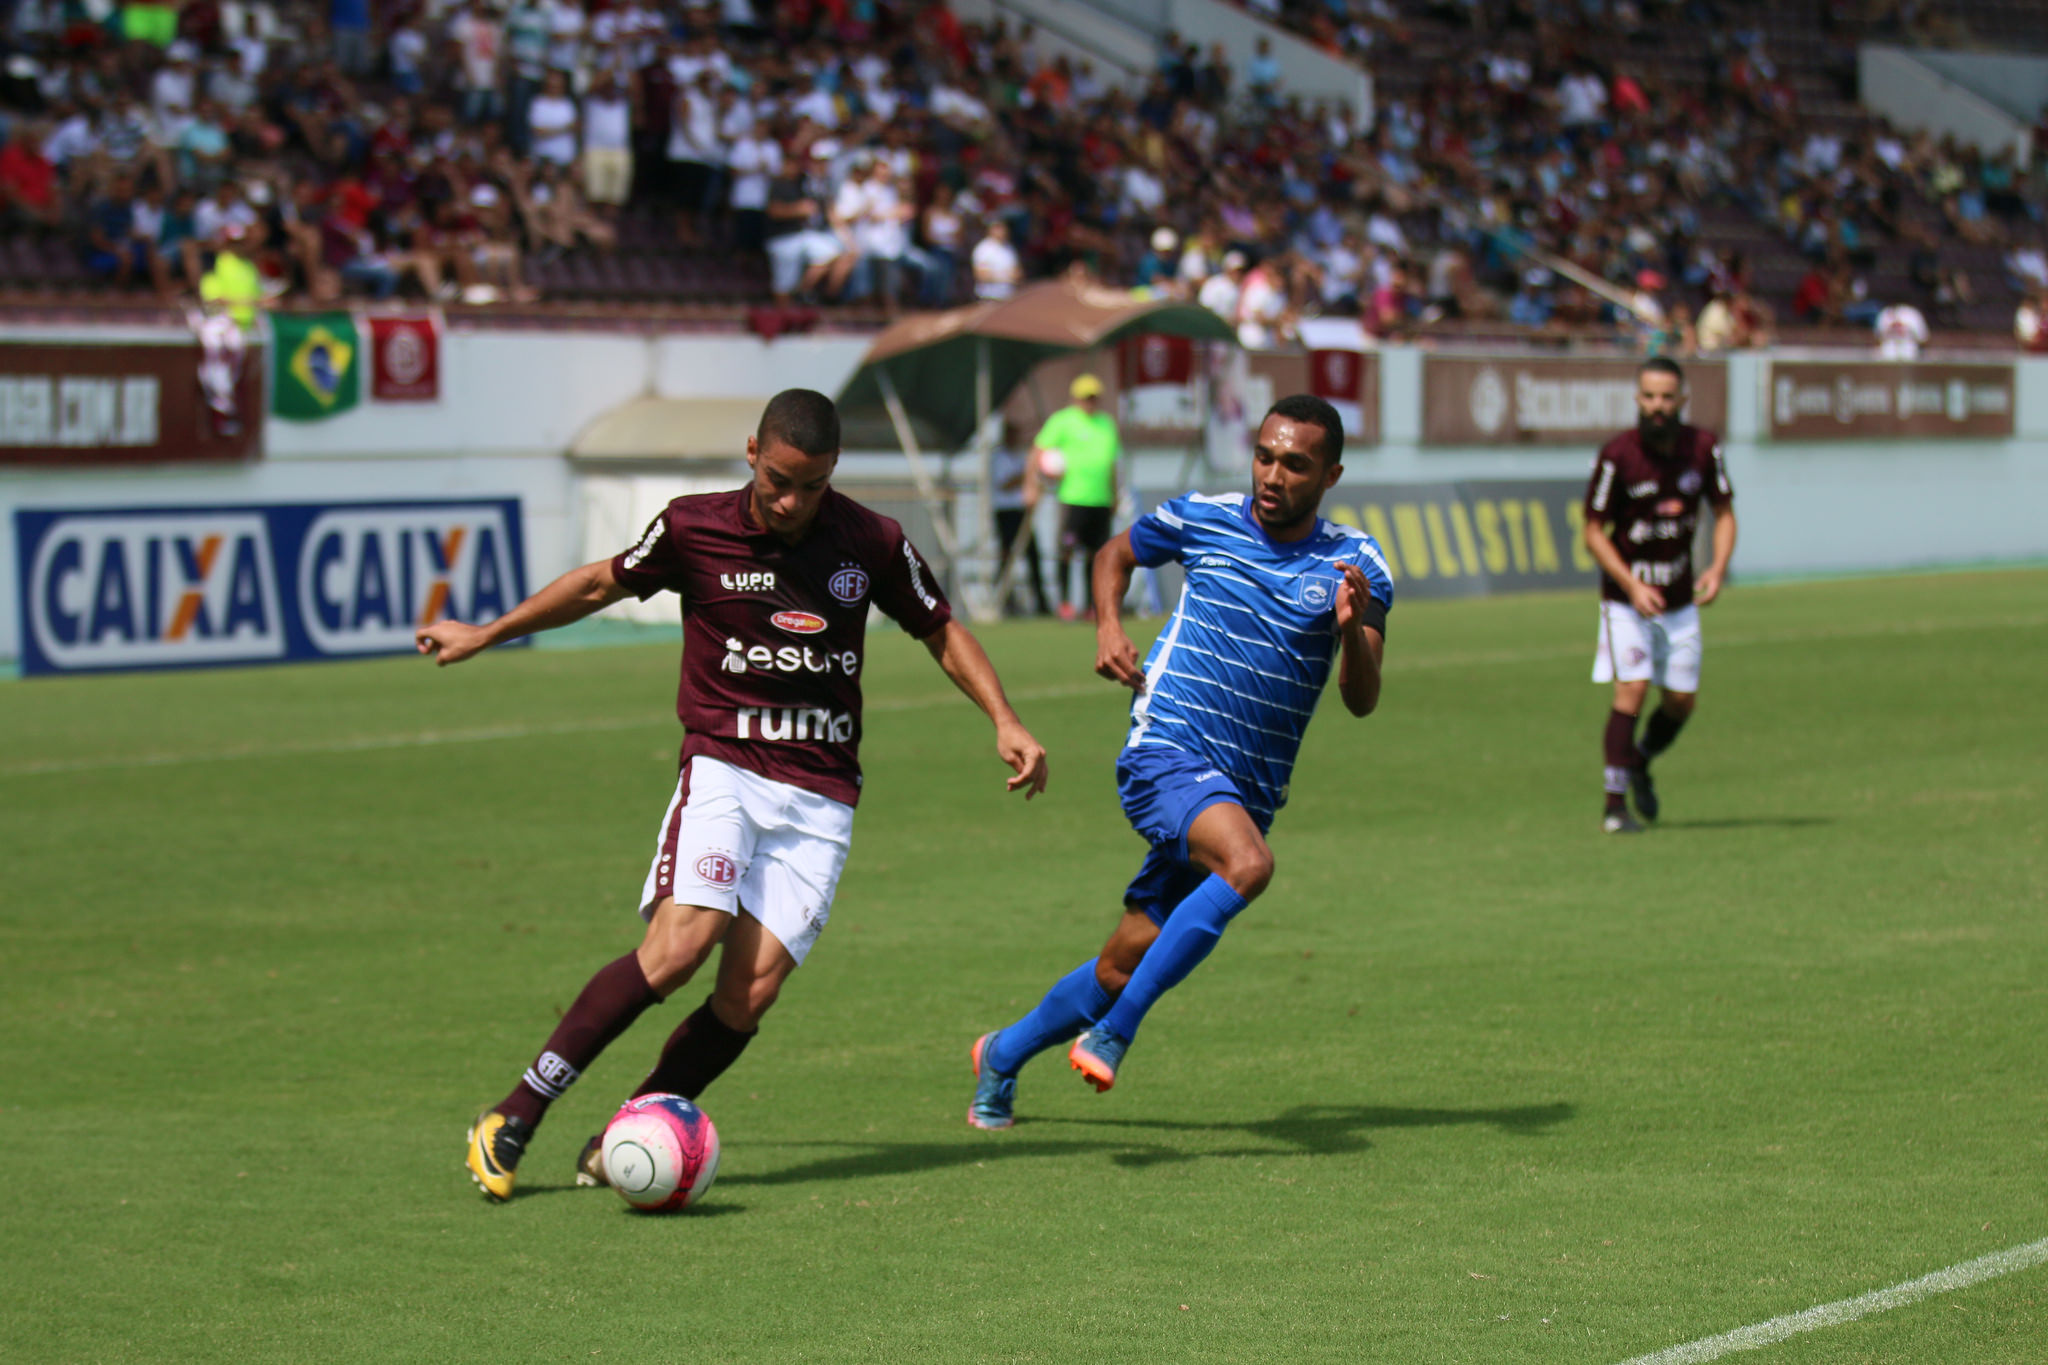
top-left (5, 569), bottom-right (2046, 1363)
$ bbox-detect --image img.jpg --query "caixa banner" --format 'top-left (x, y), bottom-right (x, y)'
top-left (14, 498), bottom-right (527, 676)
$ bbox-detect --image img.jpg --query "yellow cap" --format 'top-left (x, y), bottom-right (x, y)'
top-left (1070, 374), bottom-right (1104, 400)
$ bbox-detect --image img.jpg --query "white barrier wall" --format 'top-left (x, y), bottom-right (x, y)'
top-left (3, 331), bottom-right (2044, 665)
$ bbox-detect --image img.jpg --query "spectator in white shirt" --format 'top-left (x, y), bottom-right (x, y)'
top-left (2016, 287), bottom-right (2048, 352)
top-left (852, 163), bottom-right (920, 315)
top-left (1198, 249), bottom-right (1246, 321)
top-left (544, 0), bottom-right (586, 75)
top-left (388, 19), bottom-right (428, 95)
top-left (1365, 203), bottom-right (1407, 254)
top-left (451, 1), bottom-right (503, 125)
top-left (920, 183), bottom-right (965, 306)
top-left (2005, 242), bottom-right (2048, 290)
top-left (527, 69), bottom-right (579, 167)
top-left (726, 125), bottom-right (780, 252)
top-left (972, 217), bottom-right (1022, 300)
top-left (791, 73), bottom-right (840, 130)
top-left (666, 74), bottom-right (722, 244)
top-left (1119, 158), bottom-right (1164, 218)
top-left (1557, 67), bottom-right (1606, 128)
top-left (1234, 253), bottom-right (1293, 349)
top-left (152, 42), bottom-right (198, 123)
top-left (581, 69), bottom-right (632, 209)
top-left (1875, 301), bottom-right (1929, 360)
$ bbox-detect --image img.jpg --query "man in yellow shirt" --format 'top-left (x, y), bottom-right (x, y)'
top-left (1032, 374), bottom-right (1122, 620)
top-left (200, 223), bottom-right (263, 331)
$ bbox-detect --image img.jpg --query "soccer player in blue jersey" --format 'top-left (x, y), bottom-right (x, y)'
top-left (967, 394), bottom-right (1392, 1127)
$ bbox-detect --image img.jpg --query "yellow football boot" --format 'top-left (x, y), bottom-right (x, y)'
top-left (465, 1110), bottom-right (531, 1201)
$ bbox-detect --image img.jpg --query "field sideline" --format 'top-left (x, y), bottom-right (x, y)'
top-left (4, 569), bottom-right (2045, 1363)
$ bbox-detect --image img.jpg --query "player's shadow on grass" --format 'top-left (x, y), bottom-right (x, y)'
top-left (1058, 1102), bottom-right (1575, 1167)
top-left (719, 1102), bottom-right (1574, 1185)
top-left (1656, 816), bottom-right (1835, 831)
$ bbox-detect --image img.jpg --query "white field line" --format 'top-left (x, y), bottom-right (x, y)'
top-left (1615, 1235), bottom-right (2048, 1364)
top-left (6, 611), bottom-right (2043, 780)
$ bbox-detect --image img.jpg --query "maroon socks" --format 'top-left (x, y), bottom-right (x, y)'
top-left (634, 997), bottom-right (757, 1101)
top-left (497, 952), bottom-right (660, 1130)
top-left (1603, 708), bottom-right (1639, 812)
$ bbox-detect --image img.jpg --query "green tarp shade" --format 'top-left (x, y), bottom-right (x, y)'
top-left (835, 279), bottom-right (1236, 451)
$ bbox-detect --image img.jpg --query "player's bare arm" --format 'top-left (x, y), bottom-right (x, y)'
top-left (921, 619), bottom-right (1050, 799)
top-left (1583, 519), bottom-right (1665, 616)
top-left (416, 557), bottom-right (632, 665)
top-left (1335, 562), bottom-right (1386, 718)
top-left (1091, 530), bottom-right (1145, 691)
top-left (1695, 505), bottom-right (1738, 606)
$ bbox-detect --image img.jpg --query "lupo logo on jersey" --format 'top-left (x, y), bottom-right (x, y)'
top-left (15, 498), bottom-right (528, 675)
top-left (20, 510), bottom-right (286, 672)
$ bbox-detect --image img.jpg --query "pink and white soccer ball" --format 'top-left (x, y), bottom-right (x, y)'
top-left (601, 1094), bottom-right (721, 1212)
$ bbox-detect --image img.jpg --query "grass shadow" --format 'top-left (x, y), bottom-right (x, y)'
top-left (721, 1102), bottom-right (1575, 1185)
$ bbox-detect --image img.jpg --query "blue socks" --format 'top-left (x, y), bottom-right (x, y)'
top-left (1100, 874), bottom-right (1247, 1042)
top-left (984, 961), bottom-right (1112, 1075)
top-left (987, 875), bottom-right (1252, 1072)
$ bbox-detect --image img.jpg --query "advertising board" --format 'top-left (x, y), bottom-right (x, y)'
top-left (0, 339), bottom-right (261, 464)
top-left (1422, 357), bottom-right (1728, 446)
top-left (14, 497), bottom-right (527, 675)
top-left (1767, 361), bottom-right (2014, 440)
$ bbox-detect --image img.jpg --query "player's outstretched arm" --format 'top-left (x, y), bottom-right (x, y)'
top-left (921, 620), bottom-right (1050, 799)
top-left (1696, 505), bottom-right (1738, 606)
top-left (1091, 531), bottom-right (1145, 691)
top-left (1335, 562), bottom-right (1386, 718)
top-left (415, 558), bottom-right (632, 665)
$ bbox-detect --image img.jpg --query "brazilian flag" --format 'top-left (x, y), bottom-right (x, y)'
top-left (271, 312), bottom-right (361, 420)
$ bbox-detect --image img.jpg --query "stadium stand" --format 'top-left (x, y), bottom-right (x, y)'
top-left (0, 0), bottom-right (2039, 347)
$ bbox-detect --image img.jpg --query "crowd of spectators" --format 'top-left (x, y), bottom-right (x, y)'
top-left (0, 0), bottom-right (2044, 348)
top-left (1199, 0), bottom-right (2048, 348)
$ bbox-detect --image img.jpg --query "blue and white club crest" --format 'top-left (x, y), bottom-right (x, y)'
top-left (1298, 576), bottom-right (1334, 610)
top-left (829, 565), bottom-right (870, 605)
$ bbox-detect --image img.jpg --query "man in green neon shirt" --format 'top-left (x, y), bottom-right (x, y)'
top-left (1032, 373), bottom-right (1123, 620)
top-left (200, 223), bottom-right (263, 331)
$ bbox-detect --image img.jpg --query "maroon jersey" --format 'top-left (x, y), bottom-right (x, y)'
top-left (1583, 425), bottom-right (1733, 609)
top-left (610, 486), bottom-right (952, 806)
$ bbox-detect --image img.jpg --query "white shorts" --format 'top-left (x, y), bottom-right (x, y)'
top-left (638, 756), bottom-right (854, 967)
top-left (1592, 600), bottom-right (1703, 692)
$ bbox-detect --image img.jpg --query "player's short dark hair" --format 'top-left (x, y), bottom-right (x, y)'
top-left (757, 388), bottom-right (841, 457)
top-left (1639, 356), bottom-right (1686, 387)
top-left (1263, 393), bottom-right (1344, 464)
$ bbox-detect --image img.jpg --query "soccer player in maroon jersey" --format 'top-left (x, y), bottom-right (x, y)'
top-left (418, 388), bottom-right (1049, 1201)
top-left (1582, 358), bottom-right (1738, 834)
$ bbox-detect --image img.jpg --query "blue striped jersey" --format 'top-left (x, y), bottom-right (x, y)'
top-left (1124, 491), bottom-right (1394, 825)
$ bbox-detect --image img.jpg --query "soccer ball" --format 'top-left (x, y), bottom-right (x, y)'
top-left (600, 1094), bottom-right (721, 1213)
top-left (1036, 447), bottom-right (1066, 479)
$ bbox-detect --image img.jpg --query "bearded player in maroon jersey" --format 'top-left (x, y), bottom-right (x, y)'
top-left (418, 388), bottom-right (1050, 1200)
top-left (1582, 358), bottom-right (1737, 834)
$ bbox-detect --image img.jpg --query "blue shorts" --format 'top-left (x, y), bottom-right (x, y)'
top-left (1116, 744), bottom-right (1261, 925)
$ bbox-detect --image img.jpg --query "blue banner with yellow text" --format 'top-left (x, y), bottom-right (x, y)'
top-left (1320, 479), bottom-right (1600, 599)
